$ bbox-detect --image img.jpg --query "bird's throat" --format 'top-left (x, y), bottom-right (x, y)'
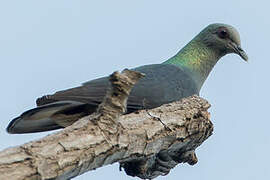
top-left (164, 39), bottom-right (222, 90)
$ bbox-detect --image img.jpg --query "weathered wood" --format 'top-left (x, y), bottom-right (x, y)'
top-left (119, 95), bottom-right (212, 179)
top-left (0, 70), bottom-right (213, 180)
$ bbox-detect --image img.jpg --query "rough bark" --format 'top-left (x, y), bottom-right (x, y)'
top-left (0, 70), bottom-right (213, 180)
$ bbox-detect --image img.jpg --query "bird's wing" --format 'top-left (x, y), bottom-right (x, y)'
top-left (36, 76), bottom-right (157, 112)
top-left (36, 64), bottom-right (199, 112)
top-left (36, 77), bottom-right (110, 106)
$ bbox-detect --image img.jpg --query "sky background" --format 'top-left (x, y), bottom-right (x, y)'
top-left (0, 0), bottom-right (269, 179)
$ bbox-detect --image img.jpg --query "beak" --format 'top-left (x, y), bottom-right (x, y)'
top-left (229, 42), bottom-right (248, 61)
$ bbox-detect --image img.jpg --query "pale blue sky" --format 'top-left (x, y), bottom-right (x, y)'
top-left (0, 0), bottom-right (269, 179)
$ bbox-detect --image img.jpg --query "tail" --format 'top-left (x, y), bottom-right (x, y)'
top-left (7, 101), bottom-right (96, 134)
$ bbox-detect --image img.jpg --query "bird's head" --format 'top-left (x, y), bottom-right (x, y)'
top-left (199, 23), bottom-right (248, 61)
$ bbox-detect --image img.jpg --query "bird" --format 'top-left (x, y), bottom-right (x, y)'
top-left (7, 23), bottom-right (248, 134)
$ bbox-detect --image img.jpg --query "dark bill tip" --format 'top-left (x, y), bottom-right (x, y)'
top-left (229, 42), bottom-right (248, 62)
top-left (236, 45), bottom-right (248, 61)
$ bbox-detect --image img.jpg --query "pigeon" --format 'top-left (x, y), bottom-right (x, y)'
top-left (7, 23), bottom-right (248, 134)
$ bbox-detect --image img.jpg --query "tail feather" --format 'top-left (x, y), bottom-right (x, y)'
top-left (7, 101), bottom-right (94, 134)
top-left (7, 116), bottom-right (61, 134)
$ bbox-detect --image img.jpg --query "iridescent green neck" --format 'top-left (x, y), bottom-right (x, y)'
top-left (163, 39), bottom-right (223, 89)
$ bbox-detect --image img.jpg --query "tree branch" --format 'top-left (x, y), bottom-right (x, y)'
top-left (0, 70), bottom-right (213, 180)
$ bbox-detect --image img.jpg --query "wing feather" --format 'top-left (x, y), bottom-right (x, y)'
top-left (36, 64), bottom-right (199, 112)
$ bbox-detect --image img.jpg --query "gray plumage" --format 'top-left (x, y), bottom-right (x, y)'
top-left (8, 64), bottom-right (197, 133)
top-left (7, 23), bottom-right (247, 134)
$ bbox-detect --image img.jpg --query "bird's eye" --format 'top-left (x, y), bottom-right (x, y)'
top-left (217, 28), bottom-right (228, 39)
